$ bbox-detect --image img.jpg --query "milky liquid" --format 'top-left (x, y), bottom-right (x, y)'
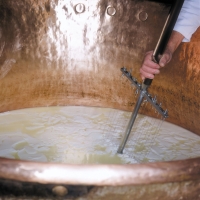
top-left (0, 106), bottom-right (199, 164)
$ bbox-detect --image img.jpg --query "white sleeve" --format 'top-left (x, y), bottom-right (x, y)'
top-left (173, 0), bottom-right (200, 42)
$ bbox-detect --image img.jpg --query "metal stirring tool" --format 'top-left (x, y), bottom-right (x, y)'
top-left (117, 0), bottom-right (184, 154)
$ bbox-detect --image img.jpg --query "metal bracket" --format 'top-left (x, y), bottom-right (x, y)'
top-left (117, 67), bottom-right (168, 154)
top-left (121, 67), bottom-right (168, 118)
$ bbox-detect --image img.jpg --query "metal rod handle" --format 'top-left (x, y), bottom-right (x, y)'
top-left (117, 90), bottom-right (145, 154)
top-left (144, 0), bottom-right (184, 86)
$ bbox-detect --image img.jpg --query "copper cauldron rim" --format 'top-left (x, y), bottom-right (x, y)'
top-left (0, 157), bottom-right (200, 186)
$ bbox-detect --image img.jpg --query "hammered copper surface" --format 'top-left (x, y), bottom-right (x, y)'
top-left (1, 178), bottom-right (200, 200)
top-left (0, 0), bottom-right (200, 199)
top-left (0, 0), bottom-right (199, 134)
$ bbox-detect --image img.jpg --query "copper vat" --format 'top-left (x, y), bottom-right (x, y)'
top-left (0, 0), bottom-right (200, 199)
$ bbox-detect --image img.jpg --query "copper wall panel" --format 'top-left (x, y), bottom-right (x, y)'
top-left (149, 28), bottom-right (200, 134)
top-left (0, 0), bottom-right (199, 133)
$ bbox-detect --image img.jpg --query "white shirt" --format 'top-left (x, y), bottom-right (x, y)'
top-left (173, 0), bottom-right (200, 42)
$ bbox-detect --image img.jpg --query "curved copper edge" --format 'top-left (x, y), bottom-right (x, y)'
top-left (0, 157), bottom-right (200, 186)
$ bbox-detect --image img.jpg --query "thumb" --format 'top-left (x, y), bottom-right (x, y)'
top-left (159, 50), bottom-right (172, 67)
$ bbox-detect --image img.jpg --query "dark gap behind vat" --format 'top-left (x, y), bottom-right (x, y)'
top-left (132, 0), bottom-right (172, 7)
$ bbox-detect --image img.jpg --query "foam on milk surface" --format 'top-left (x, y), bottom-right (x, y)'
top-left (0, 106), bottom-right (199, 164)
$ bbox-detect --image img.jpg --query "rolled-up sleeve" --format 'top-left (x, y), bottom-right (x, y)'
top-left (173, 0), bottom-right (200, 42)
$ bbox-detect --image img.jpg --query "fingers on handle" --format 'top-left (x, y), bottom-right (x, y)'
top-left (140, 68), bottom-right (156, 79)
top-left (159, 51), bottom-right (172, 67)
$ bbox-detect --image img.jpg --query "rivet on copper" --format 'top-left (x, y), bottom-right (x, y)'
top-left (107, 6), bottom-right (116, 16)
top-left (139, 11), bottom-right (148, 21)
top-left (75, 3), bottom-right (85, 13)
top-left (52, 186), bottom-right (68, 197)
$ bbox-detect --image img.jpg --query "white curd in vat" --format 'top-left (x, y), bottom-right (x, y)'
top-left (0, 106), bottom-right (199, 164)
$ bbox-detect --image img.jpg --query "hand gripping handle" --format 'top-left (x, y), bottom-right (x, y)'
top-left (143, 0), bottom-right (184, 86)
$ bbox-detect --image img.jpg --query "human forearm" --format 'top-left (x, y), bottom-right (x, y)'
top-left (159, 30), bottom-right (184, 67)
top-left (165, 30), bottom-right (184, 54)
